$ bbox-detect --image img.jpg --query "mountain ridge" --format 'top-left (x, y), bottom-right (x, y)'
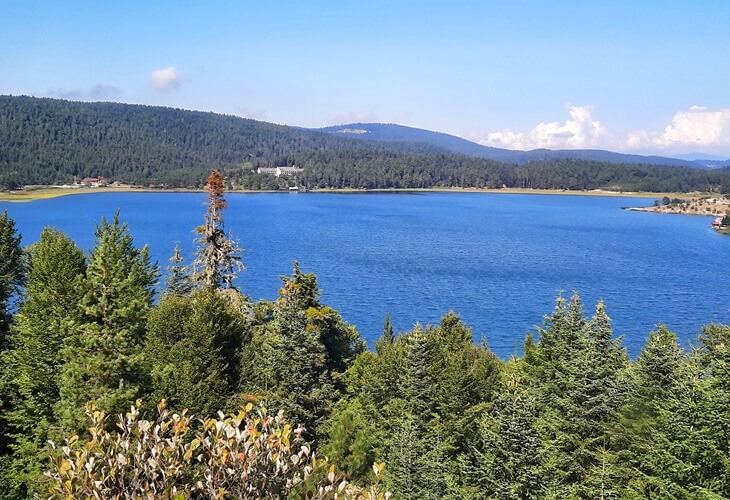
top-left (317, 122), bottom-right (730, 169)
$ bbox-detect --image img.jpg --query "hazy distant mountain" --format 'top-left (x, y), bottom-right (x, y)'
top-left (673, 152), bottom-right (728, 161)
top-left (318, 123), bottom-right (518, 160)
top-left (667, 153), bottom-right (730, 169)
top-left (318, 123), bottom-right (713, 168)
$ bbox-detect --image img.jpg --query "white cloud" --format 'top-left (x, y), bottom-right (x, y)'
top-left (475, 105), bottom-right (730, 156)
top-left (150, 66), bottom-right (181, 91)
top-left (627, 106), bottom-right (730, 150)
top-left (480, 105), bottom-right (611, 150)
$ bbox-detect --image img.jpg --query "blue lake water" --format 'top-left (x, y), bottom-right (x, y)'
top-left (2, 191), bottom-right (729, 358)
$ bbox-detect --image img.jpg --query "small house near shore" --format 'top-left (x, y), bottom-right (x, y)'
top-left (74, 176), bottom-right (107, 187)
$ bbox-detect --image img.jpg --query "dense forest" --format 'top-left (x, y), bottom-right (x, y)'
top-left (0, 171), bottom-right (728, 498)
top-left (2, 95), bottom-right (730, 193)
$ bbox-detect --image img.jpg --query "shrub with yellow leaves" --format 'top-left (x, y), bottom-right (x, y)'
top-left (46, 400), bottom-right (389, 499)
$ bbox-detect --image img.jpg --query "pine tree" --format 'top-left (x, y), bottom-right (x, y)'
top-left (266, 263), bottom-right (336, 442)
top-left (1, 228), bottom-right (85, 497)
top-left (165, 242), bottom-right (193, 296)
top-left (694, 323), bottom-right (730, 495)
top-left (529, 295), bottom-right (629, 495)
top-left (0, 210), bottom-right (24, 499)
top-left (145, 290), bottom-right (246, 416)
top-left (386, 327), bottom-right (448, 499)
top-left (429, 312), bottom-right (500, 453)
top-left (573, 301), bottom-right (628, 498)
top-left (377, 313), bottom-right (395, 354)
top-left (457, 366), bottom-right (544, 499)
top-left (0, 210), bottom-right (24, 339)
top-left (620, 325), bottom-right (689, 497)
top-left (321, 399), bottom-right (379, 482)
top-left (56, 212), bottom-right (158, 435)
top-left (193, 169), bottom-right (243, 290)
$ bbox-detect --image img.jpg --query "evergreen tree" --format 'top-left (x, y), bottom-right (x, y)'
top-left (572, 301), bottom-right (628, 498)
top-left (145, 290), bottom-right (247, 416)
top-left (321, 398), bottom-right (379, 482)
top-left (1, 228), bottom-right (85, 497)
top-left (648, 354), bottom-right (725, 496)
top-left (165, 242), bottom-right (193, 296)
top-left (527, 295), bottom-right (629, 496)
top-left (56, 212), bottom-right (158, 435)
top-left (456, 365), bottom-right (544, 499)
top-left (193, 169), bottom-right (243, 290)
top-left (0, 210), bottom-right (24, 498)
top-left (620, 326), bottom-right (689, 497)
top-left (631, 325), bottom-right (682, 422)
top-left (264, 263), bottom-right (338, 442)
top-left (0, 210), bottom-right (24, 338)
top-left (694, 324), bottom-right (730, 495)
top-left (386, 327), bottom-right (448, 499)
top-left (378, 313), bottom-right (395, 353)
top-left (429, 312), bottom-right (500, 453)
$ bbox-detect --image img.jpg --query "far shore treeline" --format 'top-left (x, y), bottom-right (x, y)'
top-left (2, 95), bottom-right (730, 194)
top-left (0, 171), bottom-right (729, 498)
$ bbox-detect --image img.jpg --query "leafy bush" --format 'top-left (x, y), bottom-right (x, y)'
top-left (45, 401), bottom-right (388, 499)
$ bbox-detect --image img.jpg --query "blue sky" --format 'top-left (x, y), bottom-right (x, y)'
top-left (2, 1), bottom-right (730, 156)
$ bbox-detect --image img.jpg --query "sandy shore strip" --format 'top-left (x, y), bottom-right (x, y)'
top-left (1, 186), bottom-right (714, 203)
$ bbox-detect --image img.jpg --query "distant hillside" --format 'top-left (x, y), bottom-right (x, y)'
top-left (318, 123), bottom-right (714, 168)
top-left (1, 96), bottom-right (729, 193)
top-left (0, 96), bottom-right (445, 188)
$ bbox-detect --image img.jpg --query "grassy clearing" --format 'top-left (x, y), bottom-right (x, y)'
top-left (0, 186), bottom-right (200, 203)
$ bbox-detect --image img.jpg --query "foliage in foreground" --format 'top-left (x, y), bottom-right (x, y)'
top-left (1, 177), bottom-right (730, 499)
top-left (46, 401), bottom-right (388, 499)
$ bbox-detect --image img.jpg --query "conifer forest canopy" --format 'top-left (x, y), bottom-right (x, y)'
top-left (1, 176), bottom-right (729, 498)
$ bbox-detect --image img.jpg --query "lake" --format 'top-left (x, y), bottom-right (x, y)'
top-left (2, 191), bottom-right (729, 357)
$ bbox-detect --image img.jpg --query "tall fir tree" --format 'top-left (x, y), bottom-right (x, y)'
top-left (527, 295), bottom-right (629, 496)
top-left (193, 169), bottom-right (243, 290)
top-left (620, 325), bottom-right (689, 497)
top-left (456, 365), bottom-right (544, 499)
top-left (386, 327), bottom-right (448, 499)
top-left (1, 228), bottom-right (85, 498)
top-left (693, 323), bottom-right (730, 495)
top-left (0, 210), bottom-right (25, 498)
top-left (0, 209), bottom-right (24, 339)
top-left (56, 212), bottom-right (158, 435)
top-left (429, 312), bottom-right (500, 453)
top-left (265, 262), bottom-right (337, 442)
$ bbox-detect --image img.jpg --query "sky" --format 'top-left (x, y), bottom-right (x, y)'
top-left (2, 0), bottom-right (730, 157)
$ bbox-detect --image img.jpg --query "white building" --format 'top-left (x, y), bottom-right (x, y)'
top-left (256, 166), bottom-right (304, 177)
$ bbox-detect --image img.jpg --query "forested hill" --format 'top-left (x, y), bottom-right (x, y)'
top-left (0, 95), bottom-right (446, 188)
top-left (1, 95), bottom-right (730, 192)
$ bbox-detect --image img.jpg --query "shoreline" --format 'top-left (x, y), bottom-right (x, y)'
top-left (0, 185), bottom-right (712, 203)
top-left (624, 197), bottom-right (730, 234)
top-left (624, 197), bottom-right (729, 217)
